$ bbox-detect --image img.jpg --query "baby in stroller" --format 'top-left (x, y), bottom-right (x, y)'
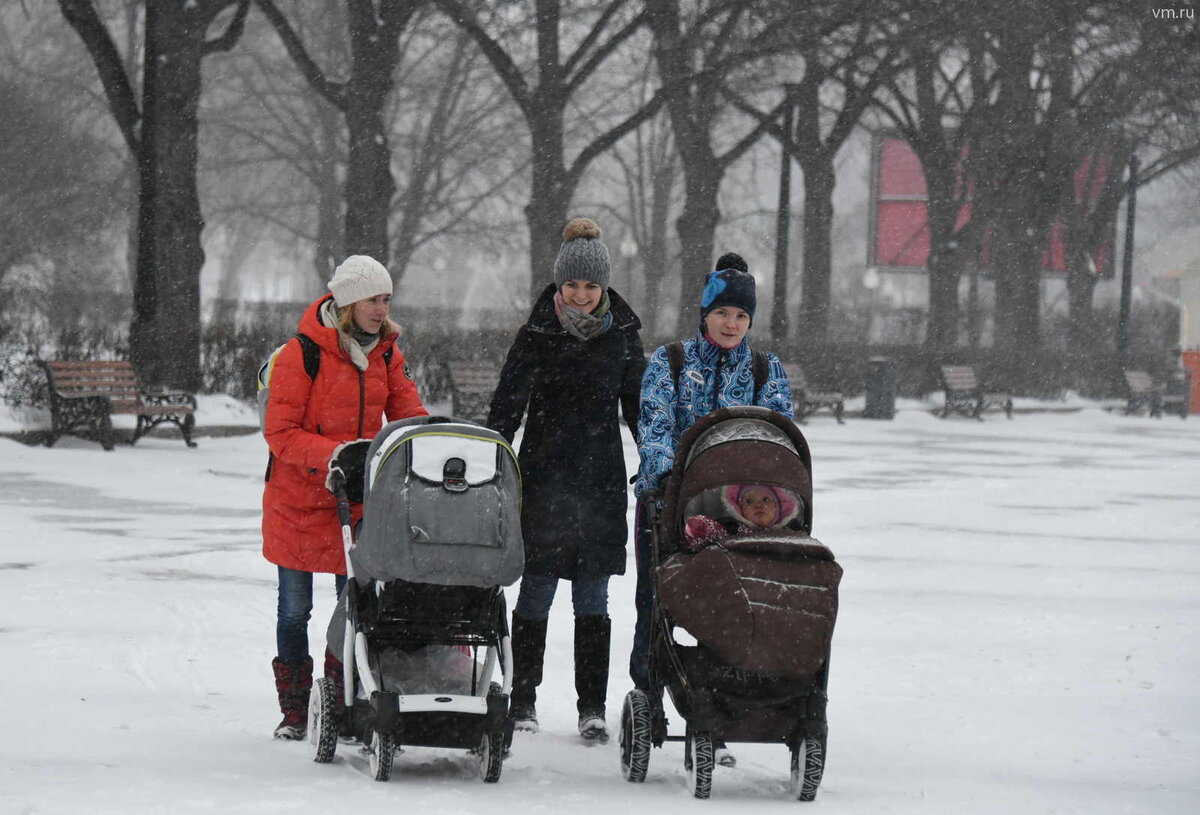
top-left (619, 406), bottom-right (842, 801)
top-left (682, 483), bottom-right (805, 551)
top-left (309, 416), bottom-right (524, 784)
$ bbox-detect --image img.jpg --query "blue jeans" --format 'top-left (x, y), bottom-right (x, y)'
top-left (276, 567), bottom-right (347, 665)
top-left (514, 573), bottom-right (609, 621)
top-left (629, 505), bottom-right (653, 690)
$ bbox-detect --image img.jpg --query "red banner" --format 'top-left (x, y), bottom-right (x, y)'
top-left (868, 134), bottom-right (1116, 277)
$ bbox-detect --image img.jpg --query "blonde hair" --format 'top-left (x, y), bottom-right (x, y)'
top-left (335, 302), bottom-right (402, 338)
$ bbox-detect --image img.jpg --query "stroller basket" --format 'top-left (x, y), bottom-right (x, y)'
top-left (358, 581), bottom-right (503, 648)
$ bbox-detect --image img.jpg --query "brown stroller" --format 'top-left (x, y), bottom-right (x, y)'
top-left (619, 406), bottom-right (842, 800)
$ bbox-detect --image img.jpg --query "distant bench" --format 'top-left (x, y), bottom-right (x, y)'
top-left (39, 360), bottom-right (197, 450)
top-left (782, 362), bottom-right (845, 424)
top-left (446, 360), bottom-right (501, 424)
top-left (938, 364), bottom-right (1012, 419)
top-left (1123, 369), bottom-right (1188, 419)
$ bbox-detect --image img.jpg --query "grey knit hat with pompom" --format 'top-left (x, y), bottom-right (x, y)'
top-left (553, 217), bottom-right (611, 289)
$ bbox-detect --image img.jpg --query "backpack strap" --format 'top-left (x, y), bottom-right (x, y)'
top-left (666, 340), bottom-right (685, 393)
top-left (751, 348), bottom-right (769, 403)
top-left (294, 333), bottom-right (321, 380)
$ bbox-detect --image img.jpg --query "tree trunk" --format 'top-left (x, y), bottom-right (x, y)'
top-left (130, 6), bottom-right (207, 391)
top-left (990, 205), bottom-right (1044, 361)
top-left (643, 153), bottom-right (675, 335)
top-left (313, 98), bottom-right (343, 292)
top-left (674, 174), bottom-right (720, 335)
top-left (796, 155), bottom-right (834, 349)
top-left (923, 182), bottom-right (966, 354)
top-left (524, 107), bottom-right (569, 302)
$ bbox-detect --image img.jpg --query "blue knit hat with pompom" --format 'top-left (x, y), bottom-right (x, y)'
top-left (700, 267), bottom-right (756, 326)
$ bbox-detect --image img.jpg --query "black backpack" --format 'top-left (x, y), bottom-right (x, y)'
top-left (257, 333), bottom-right (393, 433)
top-left (664, 340), bottom-right (769, 403)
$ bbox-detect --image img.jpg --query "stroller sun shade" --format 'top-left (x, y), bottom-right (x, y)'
top-left (351, 418), bottom-right (525, 588)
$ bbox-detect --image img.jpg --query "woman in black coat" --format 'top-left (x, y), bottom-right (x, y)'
top-left (487, 217), bottom-right (644, 743)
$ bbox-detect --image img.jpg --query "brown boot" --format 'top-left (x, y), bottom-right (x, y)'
top-left (272, 656), bottom-right (313, 740)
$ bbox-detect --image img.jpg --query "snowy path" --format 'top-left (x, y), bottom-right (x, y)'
top-left (1, 409), bottom-right (1197, 813)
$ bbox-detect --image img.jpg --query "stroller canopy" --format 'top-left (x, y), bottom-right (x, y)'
top-left (663, 406), bottom-right (813, 541)
top-left (352, 417), bottom-right (524, 588)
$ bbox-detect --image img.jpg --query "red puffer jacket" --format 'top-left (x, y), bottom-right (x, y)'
top-left (262, 294), bottom-right (427, 573)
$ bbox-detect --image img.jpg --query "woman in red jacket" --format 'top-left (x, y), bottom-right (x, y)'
top-left (263, 255), bottom-right (427, 739)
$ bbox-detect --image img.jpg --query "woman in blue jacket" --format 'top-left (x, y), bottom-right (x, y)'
top-left (629, 255), bottom-right (793, 765)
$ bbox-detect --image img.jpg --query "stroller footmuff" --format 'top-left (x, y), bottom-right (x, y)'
top-left (619, 407), bottom-right (842, 801)
top-left (311, 416), bottom-right (524, 783)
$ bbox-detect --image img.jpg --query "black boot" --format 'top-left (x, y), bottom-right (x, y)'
top-left (510, 614), bottom-right (548, 732)
top-left (574, 615), bottom-right (611, 743)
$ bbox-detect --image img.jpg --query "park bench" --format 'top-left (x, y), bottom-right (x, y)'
top-left (446, 359), bottom-right (501, 424)
top-left (782, 362), bottom-right (845, 424)
top-left (938, 364), bottom-right (1013, 419)
top-left (39, 360), bottom-right (197, 450)
top-left (1123, 369), bottom-right (1188, 419)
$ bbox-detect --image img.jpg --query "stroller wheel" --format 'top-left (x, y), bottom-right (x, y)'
top-left (478, 728), bottom-right (504, 783)
top-left (309, 677), bottom-right (339, 763)
top-left (619, 690), bottom-right (652, 783)
top-left (368, 729), bottom-right (395, 782)
top-left (685, 730), bottom-right (714, 799)
top-left (790, 734), bottom-right (825, 801)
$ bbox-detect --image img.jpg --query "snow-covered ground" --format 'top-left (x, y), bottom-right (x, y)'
top-left (1, 404), bottom-right (1197, 813)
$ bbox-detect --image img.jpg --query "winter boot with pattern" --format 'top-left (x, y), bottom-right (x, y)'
top-left (510, 614), bottom-right (548, 733)
top-left (271, 656), bottom-right (313, 740)
top-left (574, 615), bottom-right (611, 743)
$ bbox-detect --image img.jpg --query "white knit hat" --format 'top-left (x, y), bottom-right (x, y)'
top-left (327, 255), bottom-right (393, 307)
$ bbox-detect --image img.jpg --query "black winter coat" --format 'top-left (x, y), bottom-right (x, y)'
top-left (487, 284), bottom-right (645, 579)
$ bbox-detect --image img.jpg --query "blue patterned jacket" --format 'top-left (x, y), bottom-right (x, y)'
top-left (634, 332), bottom-right (793, 497)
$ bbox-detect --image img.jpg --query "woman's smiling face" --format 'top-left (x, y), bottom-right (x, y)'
top-left (560, 279), bottom-right (603, 313)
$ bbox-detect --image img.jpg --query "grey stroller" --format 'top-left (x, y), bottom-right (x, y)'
top-left (311, 416), bottom-right (524, 782)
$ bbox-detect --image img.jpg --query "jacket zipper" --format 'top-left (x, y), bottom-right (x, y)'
top-left (357, 369), bottom-right (365, 438)
top-left (711, 348), bottom-right (726, 411)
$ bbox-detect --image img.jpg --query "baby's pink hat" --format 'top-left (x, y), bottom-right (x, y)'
top-left (721, 483), bottom-right (800, 528)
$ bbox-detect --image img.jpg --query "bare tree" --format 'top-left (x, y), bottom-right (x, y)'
top-left (437, 0), bottom-right (668, 302)
top-left (731, 4), bottom-right (897, 348)
top-left (644, 0), bottom-right (798, 327)
top-left (58, 0), bottom-right (250, 391)
top-left (254, 0), bottom-right (423, 266)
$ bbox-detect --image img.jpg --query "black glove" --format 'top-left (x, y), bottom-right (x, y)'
top-left (326, 439), bottom-right (371, 503)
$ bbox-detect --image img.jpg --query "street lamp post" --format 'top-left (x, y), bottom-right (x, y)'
top-left (1116, 154), bottom-right (1139, 357)
top-left (772, 84), bottom-right (800, 345)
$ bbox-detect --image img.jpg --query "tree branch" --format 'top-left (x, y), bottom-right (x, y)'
top-left (565, 8), bottom-right (646, 97)
top-left (57, 0), bottom-right (141, 156)
top-left (253, 0), bottom-right (347, 109)
top-left (434, 0), bottom-right (532, 117)
top-left (203, 0), bottom-right (251, 54)
top-left (567, 84), bottom-right (669, 190)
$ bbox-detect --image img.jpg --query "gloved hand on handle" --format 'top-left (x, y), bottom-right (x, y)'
top-left (325, 439), bottom-right (372, 503)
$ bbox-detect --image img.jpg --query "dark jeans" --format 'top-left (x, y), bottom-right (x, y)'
top-left (629, 505), bottom-right (654, 690)
top-left (276, 566), bottom-right (347, 665)
top-left (514, 573), bottom-right (610, 621)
